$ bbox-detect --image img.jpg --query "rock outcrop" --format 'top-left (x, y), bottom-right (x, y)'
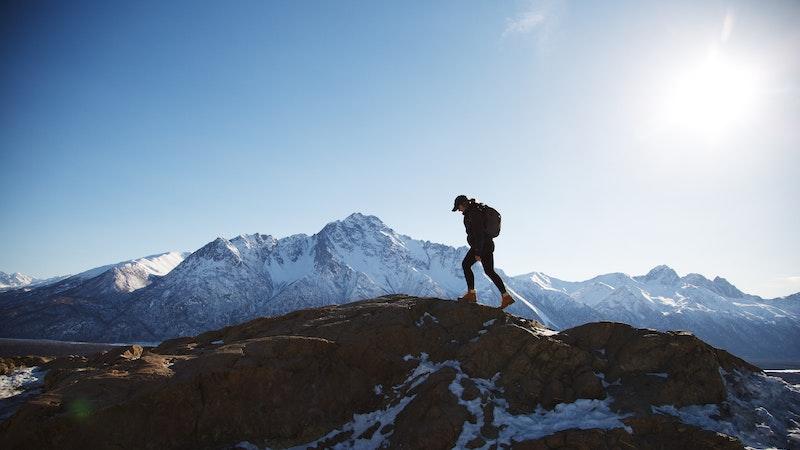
top-left (1, 295), bottom-right (798, 449)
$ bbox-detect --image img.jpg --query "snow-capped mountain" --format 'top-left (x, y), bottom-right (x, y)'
top-left (508, 265), bottom-right (800, 363)
top-left (71, 251), bottom-right (190, 296)
top-left (0, 271), bottom-right (69, 291)
top-left (0, 272), bottom-right (34, 290)
top-left (0, 251), bottom-right (189, 341)
top-left (125, 214), bottom-right (472, 338)
top-left (0, 213), bottom-right (797, 364)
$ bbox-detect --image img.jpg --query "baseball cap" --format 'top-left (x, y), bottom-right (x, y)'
top-left (451, 195), bottom-right (469, 212)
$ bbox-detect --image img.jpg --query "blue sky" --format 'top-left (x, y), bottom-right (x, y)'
top-left (1, 0), bottom-right (798, 297)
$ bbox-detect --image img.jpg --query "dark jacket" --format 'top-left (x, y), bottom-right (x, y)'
top-left (463, 202), bottom-right (487, 254)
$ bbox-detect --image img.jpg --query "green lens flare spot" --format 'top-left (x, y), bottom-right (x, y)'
top-left (68, 398), bottom-right (92, 420)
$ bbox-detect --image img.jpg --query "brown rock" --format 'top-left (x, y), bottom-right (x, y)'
top-left (557, 322), bottom-right (757, 407)
top-left (0, 296), bottom-right (760, 449)
top-left (390, 367), bottom-right (470, 449)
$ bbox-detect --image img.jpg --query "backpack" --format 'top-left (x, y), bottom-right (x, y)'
top-left (480, 204), bottom-right (502, 238)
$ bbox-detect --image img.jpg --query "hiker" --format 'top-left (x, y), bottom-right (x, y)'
top-left (451, 195), bottom-right (515, 309)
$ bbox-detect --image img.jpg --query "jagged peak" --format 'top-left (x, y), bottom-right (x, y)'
top-left (230, 233), bottom-right (277, 247)
top-left (340, 212), bottom-right (387, 228)
top-left (588, 272), bottom-right (636, 285)
top-left (318, 213), bottom-right (396, 240)
top-left (647, 264), bottom-right (677, 275)
top-left (683, 272), bottom-right (711, 283)
top-left (638, 264), bottom-right (680, 283)
top-left (191, 237), bottom-right (241, 261)
top-left (712, 276), bottom-right (744, 298)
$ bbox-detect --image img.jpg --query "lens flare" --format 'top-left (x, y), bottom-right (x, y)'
top-left (655, 50), bottom-right (761, 140)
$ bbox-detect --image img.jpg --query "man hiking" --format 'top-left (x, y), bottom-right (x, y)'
top-left (452, 195), bottom-right (515, 309)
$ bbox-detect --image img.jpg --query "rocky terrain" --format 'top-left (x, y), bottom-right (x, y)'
top-left (1, 296), bottom-right (798, 449)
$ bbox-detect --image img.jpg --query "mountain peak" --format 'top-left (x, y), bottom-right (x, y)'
top-left (0, 271), bottom-right (35, 289)
top-left (683, 272), bottom-right (711, 283)
top-left (712, 276), bottom-right (744, 298)
top-left (230, 233), bottom-right (277, 248)
top-left (639, 265), bottom-right (680, 284)
top-left (191, 237), bottom-right (241, 262)
top-left (319, 213), bottom-right (392, 239)
top-left (340, 212), bottom-right (386, 228)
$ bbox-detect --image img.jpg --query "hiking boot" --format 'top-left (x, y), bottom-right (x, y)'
top-left (500, 293), bottom-right (515, 310)
top-left (458, 291), bottom-right (477, 303)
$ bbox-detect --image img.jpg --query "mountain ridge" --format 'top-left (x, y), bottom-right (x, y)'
top-left (0, 213), bottom-right (797, 363)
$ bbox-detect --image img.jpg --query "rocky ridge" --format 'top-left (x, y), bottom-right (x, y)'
top-left (1, 296), bottom-right (798, 449)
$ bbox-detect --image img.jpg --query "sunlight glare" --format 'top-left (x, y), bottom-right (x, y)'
top-left (656, 50), bottom-right (761, 140)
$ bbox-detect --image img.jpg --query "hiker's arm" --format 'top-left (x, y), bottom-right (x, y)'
top-left (466, 209), bottom-right (485, 255)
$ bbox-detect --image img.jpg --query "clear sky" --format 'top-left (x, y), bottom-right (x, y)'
top-left (1, 0), bottom-right (798, 297)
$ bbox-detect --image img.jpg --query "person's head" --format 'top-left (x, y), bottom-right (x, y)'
top-left (451, 195), bottom-right (473, 214)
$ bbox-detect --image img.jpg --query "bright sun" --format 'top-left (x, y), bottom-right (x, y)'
top-left (656, 51), bottom-right (761, 140)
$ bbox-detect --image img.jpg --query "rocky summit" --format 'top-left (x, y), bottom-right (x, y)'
top-left (1, 296), bottom-right (798, 449)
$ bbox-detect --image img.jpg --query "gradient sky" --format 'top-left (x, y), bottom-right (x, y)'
top-left (1, 0), bottom-right (798, 297)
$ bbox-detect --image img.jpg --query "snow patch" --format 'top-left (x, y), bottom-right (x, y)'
top-left (0, 366), bottom-right (47, 422)
top-left (647, 372), bottom-right (669, 379)
top-left (652, 369), bottom-right (800, 449)
top-left (0, 366), bottom-right (45, 400)
top-left (493, 398), bottom-right (632, 444)
top-left (449, 367), bottom-right (630, 448)
top-left (415, 312), bottom-right (439, 327)
top-left (595, 372), bottom-right (621, 388)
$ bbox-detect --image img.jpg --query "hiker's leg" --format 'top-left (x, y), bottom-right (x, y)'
top-left (481, 241), bottom-right (507, 294)
top-left (462, 248), bottom-right (477, 290)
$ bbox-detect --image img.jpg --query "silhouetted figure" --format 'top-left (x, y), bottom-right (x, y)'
top-left (452, 195), bottom-right (515, 309)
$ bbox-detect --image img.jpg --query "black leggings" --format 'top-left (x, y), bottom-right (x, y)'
top-left (462, 239), bottom-right (506, 294)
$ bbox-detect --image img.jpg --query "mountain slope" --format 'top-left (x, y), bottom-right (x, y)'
top-left (0, 252), bottom-right (189, 341)
top-left (123, 213), bottom-right (492, 339)
top-left (510, 265), bottom-right (800, 363)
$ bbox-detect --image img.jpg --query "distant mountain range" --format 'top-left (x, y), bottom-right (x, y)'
top-left (0, 272), bottom-right (69, 292)
top-left (1, 213), bottom-right (797, 363)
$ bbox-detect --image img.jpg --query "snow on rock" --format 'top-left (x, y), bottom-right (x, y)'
top-left (0, 366), bottom-right (47, 422)
top-left (446, 360), bottom-right (630, 448)
top-left (653, 369), bottom-right (800, 449)
top-left (0, 367), bottom-right (44, 400)
top-left (415, 312), bottom-right (439, 327)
